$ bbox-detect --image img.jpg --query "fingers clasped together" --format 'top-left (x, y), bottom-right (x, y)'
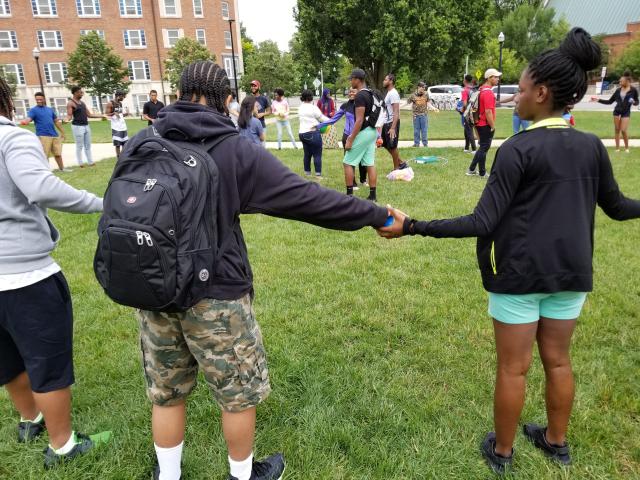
top-left (376, 204), bottom-right (409, 239)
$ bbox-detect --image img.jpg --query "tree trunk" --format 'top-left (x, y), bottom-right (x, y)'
top-left (365, 59), bottom-right (385, 90)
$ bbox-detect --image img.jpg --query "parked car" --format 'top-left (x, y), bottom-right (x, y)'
top-left (427, 84), bottom-right (463, 100)
top-left (492, 85), bottom-right (519, 100)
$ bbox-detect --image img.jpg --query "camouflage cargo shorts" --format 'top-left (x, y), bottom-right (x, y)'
top-left (136, 294), bottom-right (271, 412)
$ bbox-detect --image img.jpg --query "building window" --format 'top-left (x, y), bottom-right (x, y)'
top-left (124, 30), bottom-right (146, 48)
top-left (80, 29), bottom-right (105, 40)
top-left (119, 0), bottom-right (141, 16)
top-left (195, 29), bottom-right (206, 45)
top-left (0, 30), bottom-right (18, 50)
top-left (221, 1), bottom-right (229, 19)
top-left (91, 94), bottom-right (113, 112)
top-left (128, 60), bottom-right (150, 80)
top-left (13, 99), bottom-right (30, 120)
top-left (223, 55), bottom-right (239, 78)
top-left (37, 31), bottom-right (63, 49)
top-left (163, 29), bottom-right (183, 48)
top-left (192, 0), bottom-right (202, 16)
top-left (44, 63), bottom-right (67, 84)
top-left (1, 64), bottom-right (25, 84)
top-left (49, 98), bottom-right (68, 116)
top-left (31, 0), bottom-right (57, 16)
top-left (224, 31), bottom-right (232, 49)
top-left (161, 0), bottom-right (181, 17)
top-left (0, 0), bottom-right (11, 16)
top-left (132, 93), bottom-right (149, 114)
top-left (76, 0), bottom-right (100, 16)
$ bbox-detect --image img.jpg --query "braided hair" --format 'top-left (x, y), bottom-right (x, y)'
top-left (527, 28), bottom-right (601, 110)
top-left (0, 76), bottom-right (14, 119)
top-left (178, 61), bottom-right (231, 114)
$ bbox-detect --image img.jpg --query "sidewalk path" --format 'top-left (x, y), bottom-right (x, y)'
top-left (51, 138), bottom-right (640, 169)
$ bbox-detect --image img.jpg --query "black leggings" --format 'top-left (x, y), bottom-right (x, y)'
top-left (468, 125), bottom-right (494, 176)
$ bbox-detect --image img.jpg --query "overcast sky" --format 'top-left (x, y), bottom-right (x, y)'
top-left (237, 0), bottom-right (298, 51)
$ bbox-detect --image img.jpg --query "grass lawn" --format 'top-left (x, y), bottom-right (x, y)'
top-left (1, 146), bottom-right (639, 479)
top-left (265, 109), bottom-right (640, 143)
top-left (21, 109), bottom-right (640, 144)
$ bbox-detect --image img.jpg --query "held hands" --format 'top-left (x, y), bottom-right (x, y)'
top-left (376, 205), bottom-right (408, 239)
top-left (589, 96), bottom-right (598, 102)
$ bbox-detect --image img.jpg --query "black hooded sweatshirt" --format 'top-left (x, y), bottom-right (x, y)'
top-left (153, 101), bottom-right (388, 300)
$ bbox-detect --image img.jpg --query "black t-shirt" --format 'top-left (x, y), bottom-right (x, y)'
top-left (354, 89), bottom-right (373, 118)
top-left (70, 99), bottom-right (88, 126)
top-left (143, 100), bottom-right (165, 125)
top-left (255, 95), bottom-right (270, 127)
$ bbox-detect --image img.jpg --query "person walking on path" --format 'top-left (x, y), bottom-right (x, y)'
top-left (467, 69), bottom-right (501, 178)
top-left (271, 88), bottom-right (298, 149)
top-left (344, 69), bottom-right (379, 201)
top-left (237, 95), bottom-right (265, 146)
top-left (317, 88), bottom-right (368, 188)
top-left (249, 80), bottom-right (271, 133)
top-left (406, 81), bottom-right (432, 147)
top-left (133, 61), bottom-right (392, 480)
top-left (20, 92), bottom-right (70, 172)
top-left (298, 89), bottom-right (329, 178)
top-left (105, 90), bottom-right (129, 159)
top-left (0, 76), bottom-right (111, 469)
top-left (378, 28), bottom-right (640, 476)
top-left (591, 70), bottom-right (639, 153)
top-left (66, 86), bottom-right (104, 168)
top-left (142, 90), bottom-right (165, 126)
top-left (381, 74), bottom-right (408, 171)
top-left (461, 74), bottom-right (477, 153)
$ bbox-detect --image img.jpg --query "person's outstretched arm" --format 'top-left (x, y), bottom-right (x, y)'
top-left (596, 140), bottom-right (640, 220)
top-left (317, 108), bottom-right (345, 129)
top-left (4, 130), bottom-right (102, 213)
top-left (596, 89), bottom-right (618, 105)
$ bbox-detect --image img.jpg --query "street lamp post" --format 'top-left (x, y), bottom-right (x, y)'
top-left (497, 32), bottom-right (505, 102)
top-left (228, 19), bottom-right (239, 100)
top-left (32, 47), bottom-right (45, 99)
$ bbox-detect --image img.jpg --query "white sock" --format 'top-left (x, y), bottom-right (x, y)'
top-left (52, 431), bottom-right (77, 455)
top-left (20, 411), bottom-right (43, 423)
top-left (229, 453), bottom-right (253, 480)
top-left (154, 442), bottom-right (183, 480)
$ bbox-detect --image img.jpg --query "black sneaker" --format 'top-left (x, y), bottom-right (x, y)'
top-left (17, 419), bottom-right (46, 442)
top-left (366, 195), bottom-right (377, 203)
top-left (153, 464), bottom-right (181, 480)
top-left (398, 162), bottom-right (408, 170)
top-left (228, 453), bottom-right (285, 480)
top-left (480, 432), bottom-right (513, 475)
top-left (523, 423), bottom-right (571, 465)
top-left (43, 431), bottom-right (110, 469)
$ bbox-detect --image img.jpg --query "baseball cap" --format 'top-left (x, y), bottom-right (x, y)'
top-left (250, 80), bottom-right (261, 88)
top-left (349, 68), bottom-right (366, 80)
top-left (484, 68), bottom-right (503, 79)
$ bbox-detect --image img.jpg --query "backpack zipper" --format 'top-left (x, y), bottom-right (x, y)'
top-left (490, 241), bottom-right (497, 275)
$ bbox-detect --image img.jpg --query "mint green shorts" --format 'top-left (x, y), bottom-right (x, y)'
top-left (343, 127), bottom-right (377, 167)
top-left (488, 291), bottom-right (588, 324)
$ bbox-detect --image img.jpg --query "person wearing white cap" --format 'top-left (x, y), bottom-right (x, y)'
top-left (467, 68), bottom-right (502, 178)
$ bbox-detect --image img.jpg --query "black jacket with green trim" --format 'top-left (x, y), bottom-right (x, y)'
top-left (404, 120), bottom-right (640, 294)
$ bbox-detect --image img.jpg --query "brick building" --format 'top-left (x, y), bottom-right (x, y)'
top-left (0, 0), bottom-right (243, 119)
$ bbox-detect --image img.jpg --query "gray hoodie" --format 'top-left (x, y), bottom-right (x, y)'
top-left (0, 116), bottom-right (103, 274)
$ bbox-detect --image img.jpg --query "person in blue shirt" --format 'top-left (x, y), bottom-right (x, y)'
top-left (237, 95), bottom-right (265, 146)
top-left (20, 92), bottom-right (70, 172)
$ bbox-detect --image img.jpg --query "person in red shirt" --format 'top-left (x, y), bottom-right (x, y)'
top-left (467, 68), bottom-right (501, 178)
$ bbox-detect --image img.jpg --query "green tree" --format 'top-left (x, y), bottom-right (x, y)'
top-left (241, 23), bottom-right (256, 67)
top-left (66, 32), bottom-right (130, 112)
top-left (164, 37), bottom-right (215, 92)
top-left (613, 38), bottom-right (640, 77)
top-left (593, 34), bottom-right (611, 69)
top-left (493, 0), bottom-right (543, 19)
top-left (0, 65), bottom-right (17, 97)
top-left (240, 40), bottom-right (298, 95)
top-left (499, 4), bottom-right (569, 62)
top-left (295, 0), bottom-right (493, 89)
top-left (471, 38), bottom-right (527, 84)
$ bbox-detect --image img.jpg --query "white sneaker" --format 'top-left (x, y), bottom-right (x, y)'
top-left (465, 170), bottom-right (477, 176)
top-left (463, 149), bottom-right (470, 153)
top-left (352, 185), bottom-right (360, 191)
top-left (625, 149), bottom-right (630, 153)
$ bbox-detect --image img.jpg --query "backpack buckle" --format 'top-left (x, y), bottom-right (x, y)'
top-left (184, 155), bottom-right (197, 167)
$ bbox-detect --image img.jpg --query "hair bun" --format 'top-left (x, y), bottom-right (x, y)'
top-left (559, 28), bottom-right (601, 72)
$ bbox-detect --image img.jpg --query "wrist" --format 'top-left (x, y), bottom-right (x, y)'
top-left (403, 218), bottom-right (416, 235)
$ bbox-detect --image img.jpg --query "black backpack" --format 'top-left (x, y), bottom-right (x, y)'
top-left (93, 127), bottom-right (231, 312)
top-left (361, 88), bottom-right (387, 129)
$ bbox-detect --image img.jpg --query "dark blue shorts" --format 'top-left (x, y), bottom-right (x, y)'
top-left (0, 272), bottom-right (74, 393)
top-left (613, 110), bottom-right (631, 118)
